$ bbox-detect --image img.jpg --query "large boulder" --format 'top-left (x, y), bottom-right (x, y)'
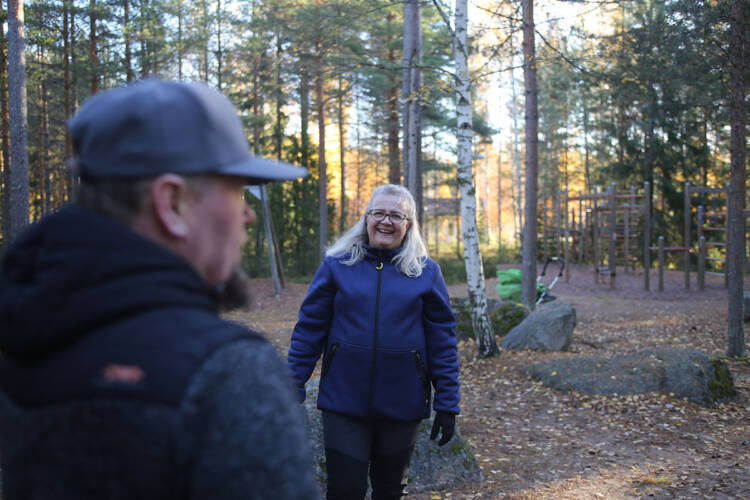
top-left (303, 379), bottom-right (483, 496)
top-left (526, 347), bottom-right (737, 407)
top-left (450, 297), bottom-right (529, 342)
top-left (501, 301), bottom-right (576, 351)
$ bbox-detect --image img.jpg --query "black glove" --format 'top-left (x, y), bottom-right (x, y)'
top-left (429, 411), bottom-right (455, 446)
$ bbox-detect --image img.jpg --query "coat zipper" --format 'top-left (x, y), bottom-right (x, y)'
top-left (412, 350), bottom-right (430, 407)
top-left (321, 342), bottom-right (339, 379)
top-left (368, 257), bottom-right (383, 414)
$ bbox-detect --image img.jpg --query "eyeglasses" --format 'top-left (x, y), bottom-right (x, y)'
top-left (367, 209), bottom-right (409, 224)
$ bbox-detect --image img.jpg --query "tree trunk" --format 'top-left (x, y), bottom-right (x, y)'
top-left (316, 48), bottom-right (327, 259)
top-left (510, 59), bottom-right (523, 245)
top-left (299, 67), bottom-right (311, 271)
top-left (338, 74), bottom-right (346, 233)
top-left (63, 0), bottom-right (72, 153)
top-left (7, 0), bottom-right (29, 244)
top-left (89, 0), bottom-right (97, 94)
top-left (124, 0), bottom-right (133, 82)
top-left (41, 75), bottom-right (50, 215)
top-left (386, 11), bottom-right (400, 185)
top-left (252, 71), bottom-right (261, 154)
top-left (176, 0), bottom-right (183, 80)
top-left (216, 0), bottom-right (223, 90)
top-left (202, 0), bottom-right (209, 82)
top-left (274, 31), bottom-right (283, 161)
top-left (71, 4), bottom-right (78, 109)
top-left (521, 0), bottom-right (539, 309)
top-left (726, 0), bottom-right (746, 357)
top-left (454, 0), bottom-right (498, 357)
top-left (0, 11), bottom-right (10, 242)
top-left (402, 0), bottom-right (422, 210)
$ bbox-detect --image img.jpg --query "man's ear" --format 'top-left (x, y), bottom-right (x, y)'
top-left (150, 174), bottom-right (192, 238)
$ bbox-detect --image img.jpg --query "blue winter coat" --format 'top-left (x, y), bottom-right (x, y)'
top-left (287, 246), bottom-right (460, 421)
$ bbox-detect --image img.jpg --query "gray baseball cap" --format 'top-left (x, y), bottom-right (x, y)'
top-left (67, 78), bottom-right (307, 184)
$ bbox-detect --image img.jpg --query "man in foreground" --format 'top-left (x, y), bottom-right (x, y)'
top-left (0, 79), bottom-right (320, 499)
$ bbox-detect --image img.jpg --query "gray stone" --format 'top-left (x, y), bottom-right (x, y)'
top-left (526, 347), bottom-right (738, 407)
top-left (501, 301), bottom-right (576, 351)
top-left (303, 378), bottom-right (483, 496)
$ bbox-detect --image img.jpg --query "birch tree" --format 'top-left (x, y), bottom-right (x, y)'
top-left (520, 0), bottom-right (539, 309)
top-left (726, 0), bottom-right (746, 357)
top-left (7, 0), bottom-right (29, 244)
top-left (446, 0), bottom-right (498, 357)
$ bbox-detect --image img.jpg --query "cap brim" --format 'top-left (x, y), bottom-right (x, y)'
top-left (219, 157), bottom-right (308, 185)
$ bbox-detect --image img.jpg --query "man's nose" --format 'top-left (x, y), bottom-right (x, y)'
top-left (244, 204), bottom-right (256, 226)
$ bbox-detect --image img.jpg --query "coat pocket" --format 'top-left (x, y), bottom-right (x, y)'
top-left (372, 349), bottom-right (431, 420)
top-left (317, 342), bottom-right (371, 417)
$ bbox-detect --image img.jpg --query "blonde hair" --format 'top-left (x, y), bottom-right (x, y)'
top-left (326, 184), bottom-right (429, 277)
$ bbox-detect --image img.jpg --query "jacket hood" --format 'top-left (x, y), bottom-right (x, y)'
top-left (0, 205), bottom-right (215, 361)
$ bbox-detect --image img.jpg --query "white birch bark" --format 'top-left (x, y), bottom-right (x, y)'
top-left (454, 0), bottom-right (498, 357)
top-left (7, 0), bottom-right (29, 244)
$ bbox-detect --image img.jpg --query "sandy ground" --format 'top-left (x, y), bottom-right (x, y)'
top-left (230, 263), bottom-right (749, 500)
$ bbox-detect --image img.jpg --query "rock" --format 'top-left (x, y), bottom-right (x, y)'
top-left (450, 297), bottom-right (529, 342)
top-left (303, 378), bottom-right (482, 496)
top-left (501, 301), bottom-right (576, 351)
top-left (526, 347), bottom-right (738, 407)
top-left (744, 291), bottom-right (750, 321)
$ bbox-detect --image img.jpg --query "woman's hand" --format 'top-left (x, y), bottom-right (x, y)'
top-left (429, 411), bottom-right (455, 446)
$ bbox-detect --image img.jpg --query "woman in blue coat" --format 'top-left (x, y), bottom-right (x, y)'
top-left (288, 184), bottom-right (460, 499)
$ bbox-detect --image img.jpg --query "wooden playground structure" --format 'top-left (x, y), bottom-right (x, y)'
top-left (539, 181), bottom-right (744, 292)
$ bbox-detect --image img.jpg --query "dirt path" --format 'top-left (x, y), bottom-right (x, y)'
top-left (233, 264), bottom-right (749, 500)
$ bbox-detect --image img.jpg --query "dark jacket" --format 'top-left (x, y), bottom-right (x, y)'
top-left (287, 246), bottom-right (460, 421)
top-left (0, 205), bottom-right (319, 500)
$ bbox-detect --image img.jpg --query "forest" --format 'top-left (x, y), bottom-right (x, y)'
top-left (0, 0), bottom-right (746, 283)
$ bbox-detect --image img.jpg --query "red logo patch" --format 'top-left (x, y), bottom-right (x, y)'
top-left (102, 364), bottom-right (145, 384)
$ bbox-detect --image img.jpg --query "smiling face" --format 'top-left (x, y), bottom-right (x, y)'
top-left (366, 193), bottom-right (411, 249)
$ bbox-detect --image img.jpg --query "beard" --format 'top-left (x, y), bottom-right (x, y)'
top-left (216, 267), bottom-right (253, 312)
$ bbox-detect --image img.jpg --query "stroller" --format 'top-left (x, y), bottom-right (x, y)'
top-left (496, 257), bottom-right (565, 305)
top-left (535, 257), bottom-right (565, 305)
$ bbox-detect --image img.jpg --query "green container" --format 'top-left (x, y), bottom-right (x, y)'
top-left (496, 268), bottom-right (547, 303)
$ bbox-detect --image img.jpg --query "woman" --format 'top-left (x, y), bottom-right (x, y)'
top-left (287, 184), bottom-right (460, 500)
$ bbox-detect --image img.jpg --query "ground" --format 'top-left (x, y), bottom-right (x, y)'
top-left (228, 264), bottom-right (750, 500)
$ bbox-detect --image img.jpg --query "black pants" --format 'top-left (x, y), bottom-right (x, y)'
top-left (322, 411), bottom-right (421, 500)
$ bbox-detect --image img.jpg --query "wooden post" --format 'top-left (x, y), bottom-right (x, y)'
top-left (684, 182), bottom-right (691, 289)
top-left (578, 193), bottom-right (588, 264)
top-left (625, 186), bottom-right (631, 273)
top-left (611, 231), bottom-right (617, 289)
top-left (543, 198), bottom-right (549, 263)
top-left (725, 183), bottom-right (729, 289)
top-left (556, 189), bottom-right (562, 259)
top-left (698, 235), bottom-right (706, 291)
top-left (658, 235), bottom-right (665, 292)
top-left (260, 185), bottom-right (282, 297)
top-left (593, 185), bottom-right (600, 283)
top-left (644, 181), bottom-right (651, 291)
top-left (564, 188), bottom-right (570, 282)
top-left (608, 182), bottom-right (617, 285)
